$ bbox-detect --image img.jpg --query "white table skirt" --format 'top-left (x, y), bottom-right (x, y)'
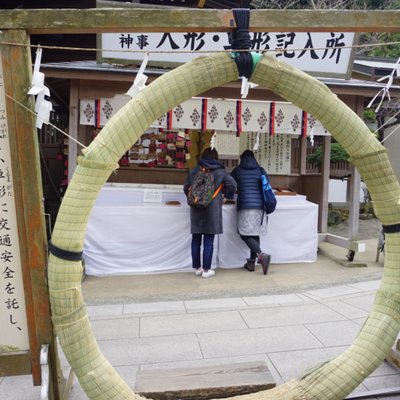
top-left (84, 185), bottom-right (318, 276)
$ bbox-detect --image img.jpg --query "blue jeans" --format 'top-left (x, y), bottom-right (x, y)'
top-left (191, 233), bottom-right (215, 271)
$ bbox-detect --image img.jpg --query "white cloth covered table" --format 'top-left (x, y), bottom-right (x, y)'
top-left (84, 184), bottom-right (318, 276)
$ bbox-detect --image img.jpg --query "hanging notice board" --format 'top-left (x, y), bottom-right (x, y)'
top-left (0, 46), bottom-right (31, 376)
top-left (214, 131), bottom-right (292, 175)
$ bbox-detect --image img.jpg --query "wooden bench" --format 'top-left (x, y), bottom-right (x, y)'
top-left (134, 361), bottom-right (276, 400)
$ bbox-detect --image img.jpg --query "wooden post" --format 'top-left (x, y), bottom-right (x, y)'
top-left (0, 29), bottom-right (61, 399)
top-left (68, 81), bottom-right (79, 182)
top-left (320, 136), bottom-right (331, 233)
top-left (299, 135), bottom-right (307, 175)
top-left (346, 96), bottom-right (365, 239)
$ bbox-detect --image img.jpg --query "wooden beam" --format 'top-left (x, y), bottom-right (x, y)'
top-left (319, 233), bottom-right (366, 253)
top-left (2, 29), bottom-right (62, 399)
top-left (0, 9), bottom-right (399, 34)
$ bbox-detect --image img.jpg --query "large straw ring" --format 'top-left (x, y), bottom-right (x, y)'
top-left (48, 52), bottom-right (400, 399)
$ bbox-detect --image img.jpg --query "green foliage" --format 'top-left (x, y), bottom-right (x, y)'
top-left (330, 143), bottom-right (350, 162)
top-left (363, 108), bottom-right (377, 122)
top-left (250, 0), bottom-right (397, 10)
top-left (307, 142), bottom-right (349, 165)
top-left (364, 33), bottom-right (400, 58)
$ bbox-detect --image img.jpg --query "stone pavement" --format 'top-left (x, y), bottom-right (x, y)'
top-left (1, 218), bottom-right (399, 400)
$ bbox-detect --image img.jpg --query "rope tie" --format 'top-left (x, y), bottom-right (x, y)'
top-left (82, 135), bottom-right (122, 161)
top-left (74, 182), bottom-right (104, 193)
top-left (231, 8), bottom-right (253, 79)
top-left (51, 304), bottom-right (88, 327)
top-left (48, 241), bottom-right (83, 261)
top-left (350, 148), bottom-right (387, 162)
top-left (77, 155), bottom-right (119, 171)
top-left (54, 314), bottom-right (89, 328)
top-left (375, 289), bottom-right (400, 320)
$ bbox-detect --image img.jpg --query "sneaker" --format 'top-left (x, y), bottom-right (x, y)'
top-left (243, 259), bottom-right (256, 272)
top-left (202, 269), bottom-right (215, 278)
top-left (194, 268), bottom-right (203, 276)
top-left (258, 253), bottom-right (271, 275)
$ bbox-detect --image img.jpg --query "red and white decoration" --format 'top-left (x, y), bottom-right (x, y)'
top-left (80, 96), bottom-right (329, 137)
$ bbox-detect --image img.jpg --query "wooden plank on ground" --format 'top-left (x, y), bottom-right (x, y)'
top-left (0, 351), bottom-right (31, 376)
top-left (386, 347), bottom-right (400, 370)
top-left (345, 387), bottom-right (400, 399)
top-left (385, 339), bottom-right (400, 369)
top-left (135, 361), bottom-right (276, 400)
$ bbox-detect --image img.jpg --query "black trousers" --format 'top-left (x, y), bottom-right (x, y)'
top-left (240, 235), bottom-right (261, 260)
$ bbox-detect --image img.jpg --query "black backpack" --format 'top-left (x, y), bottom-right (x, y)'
top-left (187, 167), bottom-right (223, 208)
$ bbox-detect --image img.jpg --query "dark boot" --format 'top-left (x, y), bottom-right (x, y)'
top-left (243, 259), bottom-right (256, 272)
top-left (258, 253), bottom-right (271, 275)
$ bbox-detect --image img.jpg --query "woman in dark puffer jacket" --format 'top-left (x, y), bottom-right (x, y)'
top-left (184, 148), bottom-right (237, 278)
top-left (231, 150), bottom-right (271, 275)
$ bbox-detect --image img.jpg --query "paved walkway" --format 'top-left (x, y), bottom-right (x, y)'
top-left (1, 218), bottom-right (399, 400)
top-left (2, 279), bottom-right (399, 400)
top-left (328, 215), bottom-right (382, 241)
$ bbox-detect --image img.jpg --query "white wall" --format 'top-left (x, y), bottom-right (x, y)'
top-left (383, 121), bottom-right (400, 182)
top-left (328, 179), bottom-right (365, 203)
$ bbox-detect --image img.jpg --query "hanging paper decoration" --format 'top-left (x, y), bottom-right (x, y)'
top-left (28, 47), bottom-right (52, 129)
top-left (126, 52), bottom-right (149, 98)
top-left (367, 56), bottom-right (400, 112)
top-left (34, 90), bottom-right (52, 129)
top-left (240, 76), bottom-right (259, 99)
top-left (79, 96), bottom-right (329, 136)
top-left (253, 131), bottom-right (260, 152)
top-left (309, 127), bottom-right (315, 146)
top-left (28, 47), bottom-right (45, 96)
top-left (210, 130), bottom-right (217, 150)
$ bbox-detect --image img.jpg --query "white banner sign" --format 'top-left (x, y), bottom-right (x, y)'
top-left (240, 132), bottom-right (292, 175)
top-left (0, 52), bottom-right (29, 353)
top-left (101, 31), bottom-right (356, 77)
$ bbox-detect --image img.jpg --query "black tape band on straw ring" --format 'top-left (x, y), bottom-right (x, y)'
top-left (382, 223), bottom-right (400, 234)
top-left (48, 241), bottom-right (83, 261)
top-left (231, 8), bottom-right (253, 79)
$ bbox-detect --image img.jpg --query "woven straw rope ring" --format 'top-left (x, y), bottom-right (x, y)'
top-left (48, 52), bottom-right (400, 400)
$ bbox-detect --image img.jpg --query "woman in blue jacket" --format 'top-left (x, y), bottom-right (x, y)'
top-left (231, 150), bottom-right (271, 275)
